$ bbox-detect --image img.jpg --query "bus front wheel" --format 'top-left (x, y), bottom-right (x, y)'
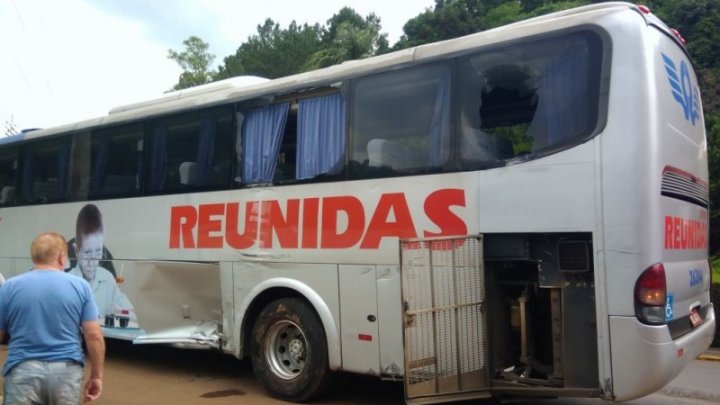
top-left (250, 297), bottom-right (331, 402)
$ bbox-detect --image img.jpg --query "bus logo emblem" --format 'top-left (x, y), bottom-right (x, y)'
top-left (661, 53), bottom-right (700, 126)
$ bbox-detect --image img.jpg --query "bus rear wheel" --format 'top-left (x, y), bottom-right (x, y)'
top-left (250, 297), bottom-right (331, 402)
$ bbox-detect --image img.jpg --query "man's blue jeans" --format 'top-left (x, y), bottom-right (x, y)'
top-left (3, 360), bottom-right (83, 405)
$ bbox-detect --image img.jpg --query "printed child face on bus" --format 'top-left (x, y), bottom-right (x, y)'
top-left (74, 204), bottom-right (105, 282)
top-left (75, 231), bottom-right (104, 282)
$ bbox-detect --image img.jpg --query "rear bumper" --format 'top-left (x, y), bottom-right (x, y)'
top-left (608, 304), bottom-right (715, 401)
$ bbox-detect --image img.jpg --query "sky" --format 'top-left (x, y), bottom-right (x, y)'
top-left (0, 0), bottom-right (434, 132)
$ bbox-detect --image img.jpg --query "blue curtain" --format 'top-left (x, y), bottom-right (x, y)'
top-left (532, 41), bottom-right (589, 149)
top-left (429, 71), bottom-right (451, 166)
top-left (242, 103), bottom-right (289, 183)
top-left (149, 126), bottom-right (167, 191)
top-left (195, 117), bottom-right (216, 185)
top-left (297, 94), bottom-right (345, 179)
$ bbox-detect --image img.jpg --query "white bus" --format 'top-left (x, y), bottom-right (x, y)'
top-left (0, 2), bottom-right (714, 403)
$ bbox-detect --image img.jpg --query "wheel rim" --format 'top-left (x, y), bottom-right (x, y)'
top-left (264, 320), bottom-right (307, 380)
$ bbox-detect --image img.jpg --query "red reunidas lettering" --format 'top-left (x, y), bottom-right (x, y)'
top-left (360, 193), bottom-right (417, 249)
top-left (260, 200), bottom-right (300, 248)
top-left (197, 204), bottom-right (225, 248)
top-left (226, 202), bottom-right (258, 249)
top-left (169, 206), bottom-right (197, 248)
top-left (423, 189), bottom-right (467, 238)
top-left (664, 215), bottom-right (708, 250)
top-left (168, 189), bottom-right (469, 250)
top-left (321, 196), bottom-right (364, 248)
top-left (302, 198), bottom-right (320, 248)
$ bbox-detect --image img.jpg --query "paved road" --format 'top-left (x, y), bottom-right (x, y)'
top-left (0, 341), bottom-right (718, 404)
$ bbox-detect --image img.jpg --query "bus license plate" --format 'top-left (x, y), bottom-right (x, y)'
top-left (689, 308), bottom-right (703, 327)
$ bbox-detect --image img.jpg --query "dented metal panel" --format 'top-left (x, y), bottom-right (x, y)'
top-left (105, 260), bottom-right (223, 345)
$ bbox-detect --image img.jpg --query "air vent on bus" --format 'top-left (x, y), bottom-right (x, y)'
top-left (557, 240), bottom-right (592, 272)
top-left (661, 166), bottom-right (709, 208)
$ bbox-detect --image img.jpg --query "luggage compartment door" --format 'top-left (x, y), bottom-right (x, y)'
top-left (400, 235), bottom-right (490, 404)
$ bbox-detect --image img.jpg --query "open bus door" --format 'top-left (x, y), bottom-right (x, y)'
top-left (400, 235), bottom-right (490, 404)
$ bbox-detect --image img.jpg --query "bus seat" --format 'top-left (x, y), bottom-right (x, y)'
top-left (179, 162), bottom-right (198, 185)
top-left (367, 139), bottom-right (418, 171)
top-left (0, 186), bottom-right (15, 205)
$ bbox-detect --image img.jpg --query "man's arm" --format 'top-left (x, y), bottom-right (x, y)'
top-left (82, 320), bottom-right (105, 402)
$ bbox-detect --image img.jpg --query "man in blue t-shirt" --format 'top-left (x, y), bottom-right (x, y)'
top-left (0, 232), bottom-right (105, 404)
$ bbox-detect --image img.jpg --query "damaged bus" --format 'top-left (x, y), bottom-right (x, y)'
top-left (0, 2), bottom-right (714, 403)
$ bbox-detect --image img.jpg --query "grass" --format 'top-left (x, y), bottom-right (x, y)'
top-left (713, 255), bottom-right (720, 284)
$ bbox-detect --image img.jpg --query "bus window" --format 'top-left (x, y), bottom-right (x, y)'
top-left (236, 92), bottom-right (344, 185)
top-left (238, 103), bottom-right (289, 184)
top-left (19, 136), bottom-right (71, 204)
top-left (274, 102), bottom-right (297, 182)
top-left (459, 30), bottom-right (603, 165)
top-left (350, 63), bottom-right (451, 178)
top-left (67, 131), bottom-right (93, 201)
top-left (0, 147), bottom-right (19, 206)
top-left (90, 124), bottom-right (144, 198)
top-left (148, 107), bottom-right (234, 193)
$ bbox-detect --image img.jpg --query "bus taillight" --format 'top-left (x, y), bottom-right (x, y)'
top-left (634, 263), bottom-right (667, 324)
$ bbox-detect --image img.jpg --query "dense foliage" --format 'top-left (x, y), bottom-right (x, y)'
top-left (168, 1), bottom-right (719, 255)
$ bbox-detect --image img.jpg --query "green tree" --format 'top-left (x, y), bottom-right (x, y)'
top-left (395, 0), bottom-right (486, 49)
top-left (216, 8), bottom-right (389, 78)
top-left (215, 20), bottom-right (324, 80)
top-left (707, 114), bottom-right (720, 253)
top-left (394, 0), bottom-right (589, 49)
top-left (484, 1), bottom-right (527, 28)
top-left (525, 1), bottom-right (588, 18)
top-left (3, 114), bottom-right (18, 137)
top-left (304, 8), bottom-right (389, 69)
top-left (167, 36), bottom-right (216, 90)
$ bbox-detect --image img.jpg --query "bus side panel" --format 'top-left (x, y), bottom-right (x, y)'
top-left (118, 261), bottom-right (223, 335)
top-left (604, 14), bottom-right (715, 402)
top-left (0, 258), bottom-right (31, 279)
top-left (220, 261), bottom-right (237, 356)
top-left (653, 30), bottom-right (711, 321)
top-left (376, 265), bottom-right (404, 378)
top-left (339, 265), bottom-right (380, 374)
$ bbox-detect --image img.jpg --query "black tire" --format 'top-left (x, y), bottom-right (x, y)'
top-left (250, 297), bottom-right (331, 402)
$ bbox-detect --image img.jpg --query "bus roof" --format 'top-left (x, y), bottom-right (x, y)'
top-left (22, 2), bottom-right (638, 141)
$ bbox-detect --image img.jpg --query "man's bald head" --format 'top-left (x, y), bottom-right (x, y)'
top-left (30, 232), bottom-right (68, 267)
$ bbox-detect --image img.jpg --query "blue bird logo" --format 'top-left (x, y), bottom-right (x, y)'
top-left (661, 53), bottom-right (700, 126)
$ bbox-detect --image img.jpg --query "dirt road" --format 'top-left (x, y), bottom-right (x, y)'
top-left (0, 340), bottom-right (405, 405)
